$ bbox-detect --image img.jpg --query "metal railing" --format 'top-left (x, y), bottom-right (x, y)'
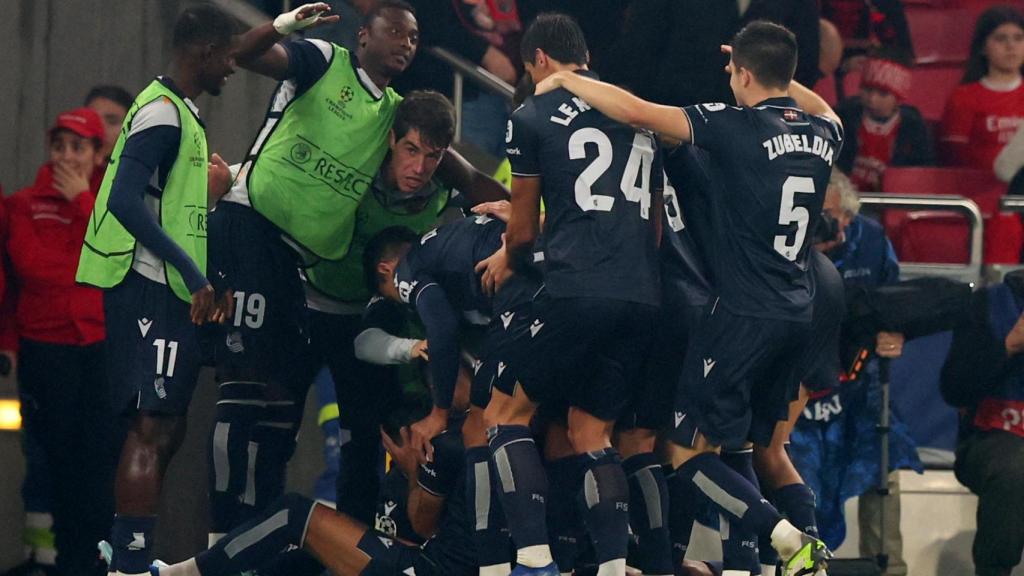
top-left (986, 196), bottom-right (1024, 283)
top-left (859, 193), bottom-right (984, 285)
top-left (427, 47), bottom-right (515, 143)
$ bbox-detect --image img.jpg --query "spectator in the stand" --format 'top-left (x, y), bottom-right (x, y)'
top-left (941, 5), bottom-right (1024, 263)
top-left (941, 269), bottom-right (1024, 576)
top-left (84, 85), bottom-right (133, 163)
top-left (822, 0), bottom-right (914, 69)
top-left (3, 108), bottom-right (115, 576)
top-left (788, 171), bottom-right (921, 575)
top-left (942, 6), bottom-right (1024, 169)
top-left (836, 48), bottom-right (934, 192)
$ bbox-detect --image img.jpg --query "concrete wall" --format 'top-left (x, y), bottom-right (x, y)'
top-left (0, 0), bottom-right (278, 194)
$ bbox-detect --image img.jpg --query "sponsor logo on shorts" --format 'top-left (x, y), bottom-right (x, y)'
top-left (137, 318), bottom-right (152, 338)
top-left (529, 319), bottom-right (544, 337)
top-left (403, 567), bottom-right (416, 576)
top-left (154, 377), bottom-right (167, 400)
top-left (497, 362), bottom-right (507, 378)
top-left (674, 411), bottom-right (685, 428)
top-left (501, 311), bottom-right (514, 329)
top-left (226, 331), bottom-right (244, 354)
top-left (703, 358), bottom-right (716, 378)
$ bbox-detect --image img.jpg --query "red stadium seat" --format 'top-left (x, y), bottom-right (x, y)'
top-left (906, 7), bottom-right (971, 65)
top-left (880, 167), bottom-right (1017, 263)
top-left (907, 65), bottom-right (963, 121)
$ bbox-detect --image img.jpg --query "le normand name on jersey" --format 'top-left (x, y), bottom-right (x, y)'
top-left (762, 133), bottom-right (835, 166)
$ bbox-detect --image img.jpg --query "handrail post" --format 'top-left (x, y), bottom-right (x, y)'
top-left (453, 71), bottom-right (464, 144)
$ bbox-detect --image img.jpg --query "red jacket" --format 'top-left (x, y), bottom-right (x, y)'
top-left (4, 164), bottom-right (104, 346)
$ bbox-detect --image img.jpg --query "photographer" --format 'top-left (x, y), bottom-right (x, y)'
top-left (941, 270), bottom-right (1024, 576)
top-left (788, 171), bottom-right (922, 575)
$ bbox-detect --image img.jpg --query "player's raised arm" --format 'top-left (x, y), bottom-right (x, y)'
top-left (233, 2), bottom-right (338, 80)
top-left (544, 71), bottom-right (693, 143)
top-left (789, 79), bottom-right (843, 129)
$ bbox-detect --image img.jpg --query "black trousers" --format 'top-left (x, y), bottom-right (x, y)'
top-left (955, 429), bottom-right (1024, 576)
top-left (18, 338), bottom-right (118, 576)
top-left (308, 311), bottom-right (399, 526)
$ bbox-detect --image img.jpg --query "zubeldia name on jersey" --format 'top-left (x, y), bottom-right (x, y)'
top-left (762, 132), bottom-right (835, 165)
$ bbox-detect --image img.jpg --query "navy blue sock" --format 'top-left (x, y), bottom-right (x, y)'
top-left (110, 515), bottom-right (156, 574)
top-left (623, 453), bottom-right (674, 575)
top-left (487, 425), bottom-right (551, 559)
top-left (677, 453), bottom-right (783, 544)
top-left (774, 483), bottom-right (819, 538)
top-left (666, 465), bottom-right (699, 566)
top-left (547, 455), bottom-right (587, 572)
top-left (209, 381), bottom-right (264, 533)
top-left (720, 449), bottom-right (761, 574)
top-left (578, 448), bottom-right (630, 568)
top-left (196, 493), bottom-right (315, 576)
top-left (465, 446), bottom-right (512, 568)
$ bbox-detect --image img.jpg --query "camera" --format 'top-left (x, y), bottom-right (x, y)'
top-left (812, 211), bottom-right (842, 245)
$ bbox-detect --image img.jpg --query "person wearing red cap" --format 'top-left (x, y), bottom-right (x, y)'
top-left (2, 106), bottom-right (116, 576)
top-left (835, 48), bottom-right (934, 192)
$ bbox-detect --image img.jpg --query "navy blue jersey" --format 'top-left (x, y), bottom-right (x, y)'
top-left (506, 70), bottom-right (660, 306)
top-left (659, 150), bottom-right (713, 310)
top-left (682, 97), bottom-right (843, 321)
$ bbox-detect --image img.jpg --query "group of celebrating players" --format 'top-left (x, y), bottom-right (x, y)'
top-left (77, 2), bottom-right (847, 576)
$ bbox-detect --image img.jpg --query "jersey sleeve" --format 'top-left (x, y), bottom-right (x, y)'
top-left (413, 283), bottom-right (460, 410)
top-left (682, 103), bottom-right (743, 153)
top-left (417, 430), bottom-right (462, 497)
top-left (506, 107), bottom-right (541, 177)
top-left (283, 38), bottom-right (333, 94)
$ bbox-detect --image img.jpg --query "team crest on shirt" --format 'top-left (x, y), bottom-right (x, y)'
top-left (783, 109), bottom-right (800, 122)
top-left (154, 377), bottom-right (167, 400)
top-left (339, 86), bottom-right (354, 103)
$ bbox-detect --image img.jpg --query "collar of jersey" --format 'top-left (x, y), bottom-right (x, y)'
top-left (349, 51), bottom-right (386, 100)
top-left (753, 96), bottom-right (798, 110)
top-left (155, 75), bottom-right (204, 125)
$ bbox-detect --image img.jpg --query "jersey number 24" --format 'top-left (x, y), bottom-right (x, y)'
top-left (569, 128), bottom-right (655, 219)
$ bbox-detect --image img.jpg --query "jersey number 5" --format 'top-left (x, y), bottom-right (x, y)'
top-left (569, 128), bottom-right (654, 219)
top-left (774, 176), bottom-right (816, 261)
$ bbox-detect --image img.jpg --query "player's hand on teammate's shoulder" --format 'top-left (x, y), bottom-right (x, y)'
top-left (207, 153), bottom-right (232, 205)
top-left (471, 200), bottom-right (512, 223)
top-left (409, 406), bottom-right (448, 464)
top-left (190, 284), bottom-right (216, 325)
top-left (272, 2), bottom-right (340, 36)
top-left (475, 236), bottom-right (514, 296)
top-left (410, 339), bottom-right (429, 361)
top-left (380, 425), bottom-right (420, 478)
top-left (532, 71), bottom-right (569, 96)
top-left (875, 331), bottom-right (905, 358)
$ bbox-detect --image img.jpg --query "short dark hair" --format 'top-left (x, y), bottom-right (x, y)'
top-left (731, 21), bottom-right (798, 90)
top-left (393, 91), bottom-right (455, 149)
top-left (363, 0), bottom-right (416, 28)
top-left (520, 12), bottom-right (588, 66)
top-left (84, 85), bottom-right (133, 110)
top-left (172, 3), bottom-right (239, 51)
top-left (363, 226), bottom-right (420, 295)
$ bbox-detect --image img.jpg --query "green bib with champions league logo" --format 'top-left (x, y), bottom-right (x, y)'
top-left (247, 44), bottom-right (402, 261)
top-left (78, 79), bottom-right (208, 303)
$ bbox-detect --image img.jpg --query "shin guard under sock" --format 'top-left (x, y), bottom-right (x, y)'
top-left (547, 455), bottom-right (587, 572)
top-left (465, 446), bottom-right (512, 571)
top-left (488, 425), bottom-right (552, 567)
top-left (774, 483), bottom-right (819, 539)
top-left (622, 453), bottom-right (673, 576)
top-left (579, 448), bottom-right (630, 574)
top-left (720, 449), bottom-right (761, 574)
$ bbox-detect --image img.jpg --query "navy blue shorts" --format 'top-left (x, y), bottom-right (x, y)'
top-left (470, 301), bottom-right (532, 409)
top-left (501, 291), bottom-right (657, 422)
top-left (104, 270), bottom-right (202, 416)
top-left (620, 303), bottom-right (703, 432)
top-left (671, 299), bottom-right (814, 448)
top-left (799, 251), bottom-right (846, 394)
top-left (208, 202), bottom-right (309, 387)
top-left (357, 531), bottom-right (443, 576)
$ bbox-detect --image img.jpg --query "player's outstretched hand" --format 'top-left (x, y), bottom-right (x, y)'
top-left (475, 236), bottom-right (514, 296)
top-left (208, 289), bottom-right (235, 324)
top-left (409, 406), bottom-right (448, 464)
top-left (208, 153), bottom-right (232, 204)
top-left (190, 284), bottom-right (216, 325)
top-left (875, 331), bottom-right (905, 358)
top-left (273, 3), bottom-right (340, 35)
top-left (471, 200), bottom-right (512, 222)
top-left (410, 339), bottom-right (429, 361)
top-left (380, 425), bottom-right (419, 479)
top-left (721, 44), bottom-right (734, 74)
